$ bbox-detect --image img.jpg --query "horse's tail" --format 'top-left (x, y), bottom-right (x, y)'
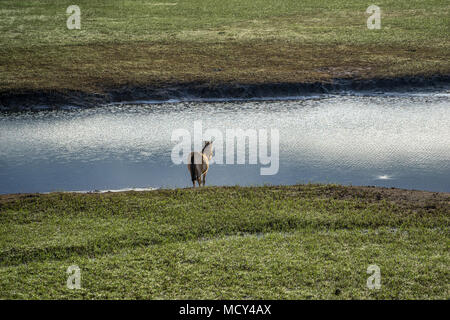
top-left (190, 153), bottom-right (197, 182)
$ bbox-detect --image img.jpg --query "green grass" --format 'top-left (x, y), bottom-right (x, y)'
top-left (0, 0), bottom-right (449, 94)
top-left (0, 184), bottom-right (448, 299)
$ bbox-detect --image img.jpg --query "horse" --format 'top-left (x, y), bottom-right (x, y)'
top-left (187, 141), bottom-right (213, 188)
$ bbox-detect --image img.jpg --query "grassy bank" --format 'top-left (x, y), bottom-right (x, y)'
top-left (0, 184), bottom-right (448, 299)
top-left (0, 0), bottom-right (449, 97)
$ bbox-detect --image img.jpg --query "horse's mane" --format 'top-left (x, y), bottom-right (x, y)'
top-left (202, 141), bottom-right (211, 153)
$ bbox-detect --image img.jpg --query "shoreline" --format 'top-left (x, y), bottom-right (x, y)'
top-left (1, 184), bottom-right (449, 198)
top-left (1, 75), bottom-right (449, 111)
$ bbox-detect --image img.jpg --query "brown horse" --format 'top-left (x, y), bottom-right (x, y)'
top-left (187, 141), bottom-right (213, 188)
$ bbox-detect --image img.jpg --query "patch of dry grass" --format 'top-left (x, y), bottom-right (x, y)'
top-left (1, 42), bottom-right (448, 93)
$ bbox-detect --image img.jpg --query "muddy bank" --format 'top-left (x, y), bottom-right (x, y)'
top-left (1, 75), bottom-right (449, 111)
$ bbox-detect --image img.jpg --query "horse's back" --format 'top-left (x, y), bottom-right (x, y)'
top-left (187, 152), bottom-right (209, 175)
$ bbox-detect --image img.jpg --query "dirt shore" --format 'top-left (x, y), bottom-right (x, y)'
top-left (1, 75), bottom-right (449, 111)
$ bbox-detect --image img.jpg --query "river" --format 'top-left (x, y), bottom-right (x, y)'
top-left (1, 92), bottom-right (449, 194)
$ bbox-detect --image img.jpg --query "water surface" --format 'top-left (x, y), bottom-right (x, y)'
top-left (1, 93), bottom-right (449, 194)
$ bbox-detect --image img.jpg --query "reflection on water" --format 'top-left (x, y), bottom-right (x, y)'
top-left (1, 93), bottom-right (449, 194)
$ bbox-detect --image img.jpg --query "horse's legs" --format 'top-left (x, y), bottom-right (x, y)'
top-left (197, 176), bottom-right (202, 187)
top-left (202, 174), bottom-right (206, 186)
top-left (192, 180), bottom-right (196, 188)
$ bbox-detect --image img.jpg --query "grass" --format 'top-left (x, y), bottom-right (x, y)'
top-left (0, 184), bottom-right (448, 299)
top-left (0, 0), bottom-right (449, 95)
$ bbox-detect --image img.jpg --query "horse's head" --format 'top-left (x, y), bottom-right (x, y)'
top-left (202, 141), bottom-right (214, 160)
